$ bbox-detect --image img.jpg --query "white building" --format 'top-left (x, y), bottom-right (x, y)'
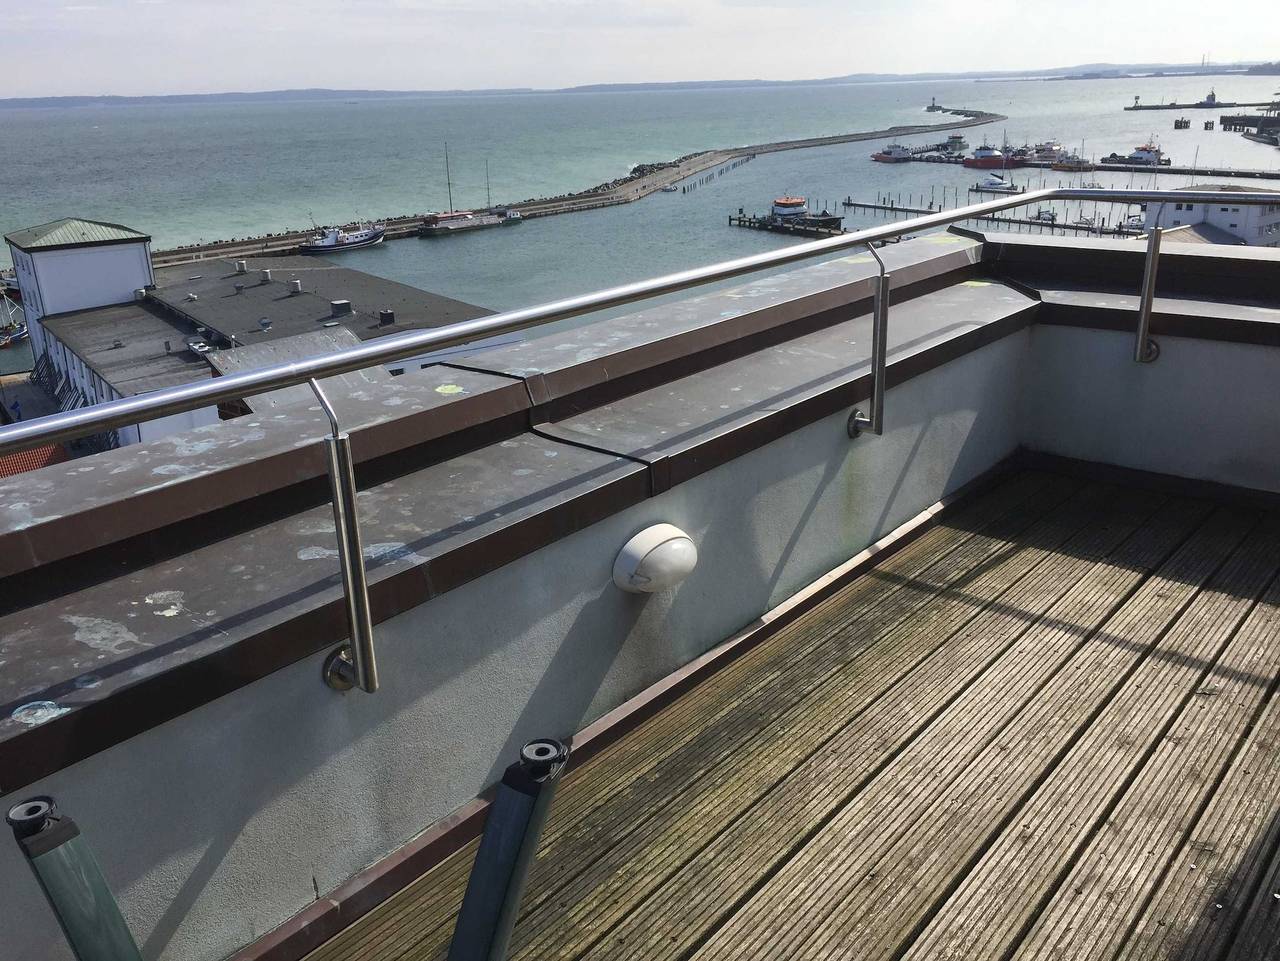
top-left (1142, 185), bottom-right (1280, 247)
top-left (4, 218), bottom-right (217, 448)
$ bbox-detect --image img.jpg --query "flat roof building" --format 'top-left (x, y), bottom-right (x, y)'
top-left (4, 219), bottom-right (490, 451)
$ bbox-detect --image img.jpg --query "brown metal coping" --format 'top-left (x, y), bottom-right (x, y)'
top-left (0, 274), bottom-right (1023, 794)
top-left (0, 243), bottom-right (980, 583)
top-left (224, 453), bottom-right (1024, 961)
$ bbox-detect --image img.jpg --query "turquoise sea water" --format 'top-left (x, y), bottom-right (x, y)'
top-left (3, 74), bottom-right (1277, 309)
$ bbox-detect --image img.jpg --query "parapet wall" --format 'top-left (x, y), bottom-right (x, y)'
top-left (0, 232), bottom-right (1276, 961)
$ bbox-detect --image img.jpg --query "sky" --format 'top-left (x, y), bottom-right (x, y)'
top-left (4, 0), bottom-right (1278, 98)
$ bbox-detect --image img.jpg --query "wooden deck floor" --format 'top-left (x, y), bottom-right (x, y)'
top-left (305, 469), bottom-right (1280, 961)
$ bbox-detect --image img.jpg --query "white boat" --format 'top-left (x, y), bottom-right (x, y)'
top-left (1031, 209), bottom-right (1058, 223)
top-left (943, 134), bottom-right (969, 153)
top-left (298, 223), bottom-right (385, 254)
top-left (1032, 140), bottom-right (1065, 161)
top-left (661, 184), bottom-right (680, 193)
top-left (972, 173), bottom-right (1023, 194)
top-left (1122, 213), bottom-right (1146, 229)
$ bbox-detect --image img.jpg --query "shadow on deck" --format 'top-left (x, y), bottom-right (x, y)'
top-left (304, 468), bottom-right (1280, 961)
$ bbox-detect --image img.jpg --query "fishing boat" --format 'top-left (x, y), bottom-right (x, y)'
top-left (772, 197), bottom-right (809, 218)
top-left (420, 209), bottom-right (522, 236)
top-left (942, 134), bottom-right (969, 153)
top-left (298, 223), bottom-right (386, 254)
top-left (871, 144), bottom-right (913, 163)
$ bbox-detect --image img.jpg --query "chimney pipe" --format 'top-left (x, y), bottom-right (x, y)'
top-left (289, 279), bottom-right (303, 294)
top-left (330, 299), bottom-right (352, 317)
top-left (260, 269), bottom-right (272, 284)
top-left (378, 308), bottom-right (395, 326)
top-left (235, 261), bottom-right (247, 274)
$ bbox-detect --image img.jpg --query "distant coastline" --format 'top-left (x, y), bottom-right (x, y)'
top-left (1, 61), bottom-right (1265, 109)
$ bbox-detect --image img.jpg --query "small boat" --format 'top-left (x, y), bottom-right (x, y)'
top-left (1103, 143), bottom-right (1168, 166)
top-left (1122, 213), bottom-right (1146, 230)
top-left (1075, 214), bottom-right (1098, 228)
top-left (1032, 140), bottom-right (1065, 161)
top-left (772, 196), bottom-right (809, 218)
top-left (1080, 180), bottom-right (1106, 189)
top-left (871, 144), bottom-right (913, 163)
top-left (0, 322), bottom-right (28, 348)
top-left (419, 209), bottom-right (522, 237)
top-left (661, 184), bottom-right (680, 192)
top-left (1052, 153), bottom-right (1095, 171)
top-left (298, 222), bottom-right (385, 254)
top-left (1031, 209), bottom-right (1058, 224)
top-left (972, 173), bottom-right (1023, 194)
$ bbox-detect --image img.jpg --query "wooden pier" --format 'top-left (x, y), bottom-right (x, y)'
top-left (840, 199), bottom-right (1142, 238)
top-left (728, 214), bottom-right (846, 239)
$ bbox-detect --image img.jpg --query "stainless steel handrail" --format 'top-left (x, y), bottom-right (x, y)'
top-left (309, 378), bottom-right (379, 694)
top-left (1, 188), bottom-right (1275, 457)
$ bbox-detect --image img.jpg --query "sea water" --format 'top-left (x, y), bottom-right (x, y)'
top-left (2, 74), bottom-right (1276, 309)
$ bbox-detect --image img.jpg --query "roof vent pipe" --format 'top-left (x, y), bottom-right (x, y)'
top-left (330, 299), bottom-right (352, 317)
top-left (186, 293), bottom-right (198, 302)
top-left (378, 308), bottom-right (395, 326)
top-left (235, 261), bottom-right (247, 274)
top-left (260, 269), bottom-right (272, 284)
top-left (133, 288), bottom-right (146, 301)
top-left (289, 279), bottom-right (303, 294)
top-left (234, 283), bottom-right (245, 294)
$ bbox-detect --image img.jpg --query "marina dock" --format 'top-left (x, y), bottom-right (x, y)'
top-left (840, 199), bottom-right (1143, 237)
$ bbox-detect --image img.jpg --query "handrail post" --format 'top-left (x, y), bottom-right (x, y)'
top-left (1134, 226), bottom-right (1162, 364)
top-left (309, 379), bottom-right (379, 693)
top-left (849, 244), bottom-right (889, 438)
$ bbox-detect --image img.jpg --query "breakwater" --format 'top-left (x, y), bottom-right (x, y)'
top-left (150, 109), bottom-right (1006, 267)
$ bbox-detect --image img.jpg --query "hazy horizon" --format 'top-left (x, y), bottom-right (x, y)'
top-left (7, 0), bottom-right (1277, 99)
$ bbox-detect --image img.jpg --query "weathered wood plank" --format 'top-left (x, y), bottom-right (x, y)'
top-left (903, 521), bottom-right (1280, 961)
top-left (1113, 590), bottom-right (1280, 961)
top-left (570, 485), bottom-right (1178, 961)
top-left (500, 484), bottom-right (1133, 961)
top-left (304, 471), bottom-right (1063, 961)
top-left (691, 506), bottom-right (1247, 961)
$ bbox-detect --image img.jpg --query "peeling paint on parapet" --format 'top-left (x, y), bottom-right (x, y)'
top-left (144, 590), bottom-right (186, 617)
top-left (61, 615), bottom-right (142, 655)
top-left (297, 542), bottom-right (427, 565)
top-left (11, 701), bottom-right (71, 726)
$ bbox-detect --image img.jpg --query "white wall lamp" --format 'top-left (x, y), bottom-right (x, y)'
top-left (612, 524), bottom-right (698, 593)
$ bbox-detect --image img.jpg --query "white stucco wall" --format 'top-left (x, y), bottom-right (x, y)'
top-left (1023, 325), bottom-right (1280, 493)
top-left (32, 243), bottom-right (153, 317)
top-left (0, 332), bottom-right (1027, 961)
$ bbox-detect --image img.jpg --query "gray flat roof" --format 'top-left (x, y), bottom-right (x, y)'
top-left (41, 301), bottom-right (211, 396)
top-left (150, 257), bottom-right (491, 347)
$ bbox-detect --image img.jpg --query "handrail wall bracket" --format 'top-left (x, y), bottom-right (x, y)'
top-left (309, 379), bottom-right (379, 694)
top-left (848, 243), bottom-right (890, 438)
top-left (1134, 225), bottom-right (1163, 364)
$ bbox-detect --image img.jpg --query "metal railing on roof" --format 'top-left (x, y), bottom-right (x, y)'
top-left (0, 188), bottom-right (1274, 458)
top-left (2, 187), bottom-right (1278, 694)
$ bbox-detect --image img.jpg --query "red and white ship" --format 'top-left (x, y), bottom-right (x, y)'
top-left (963, 143), bottom-right (1021, 169)
top-left (870, 144), bottom-right (913, 163)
